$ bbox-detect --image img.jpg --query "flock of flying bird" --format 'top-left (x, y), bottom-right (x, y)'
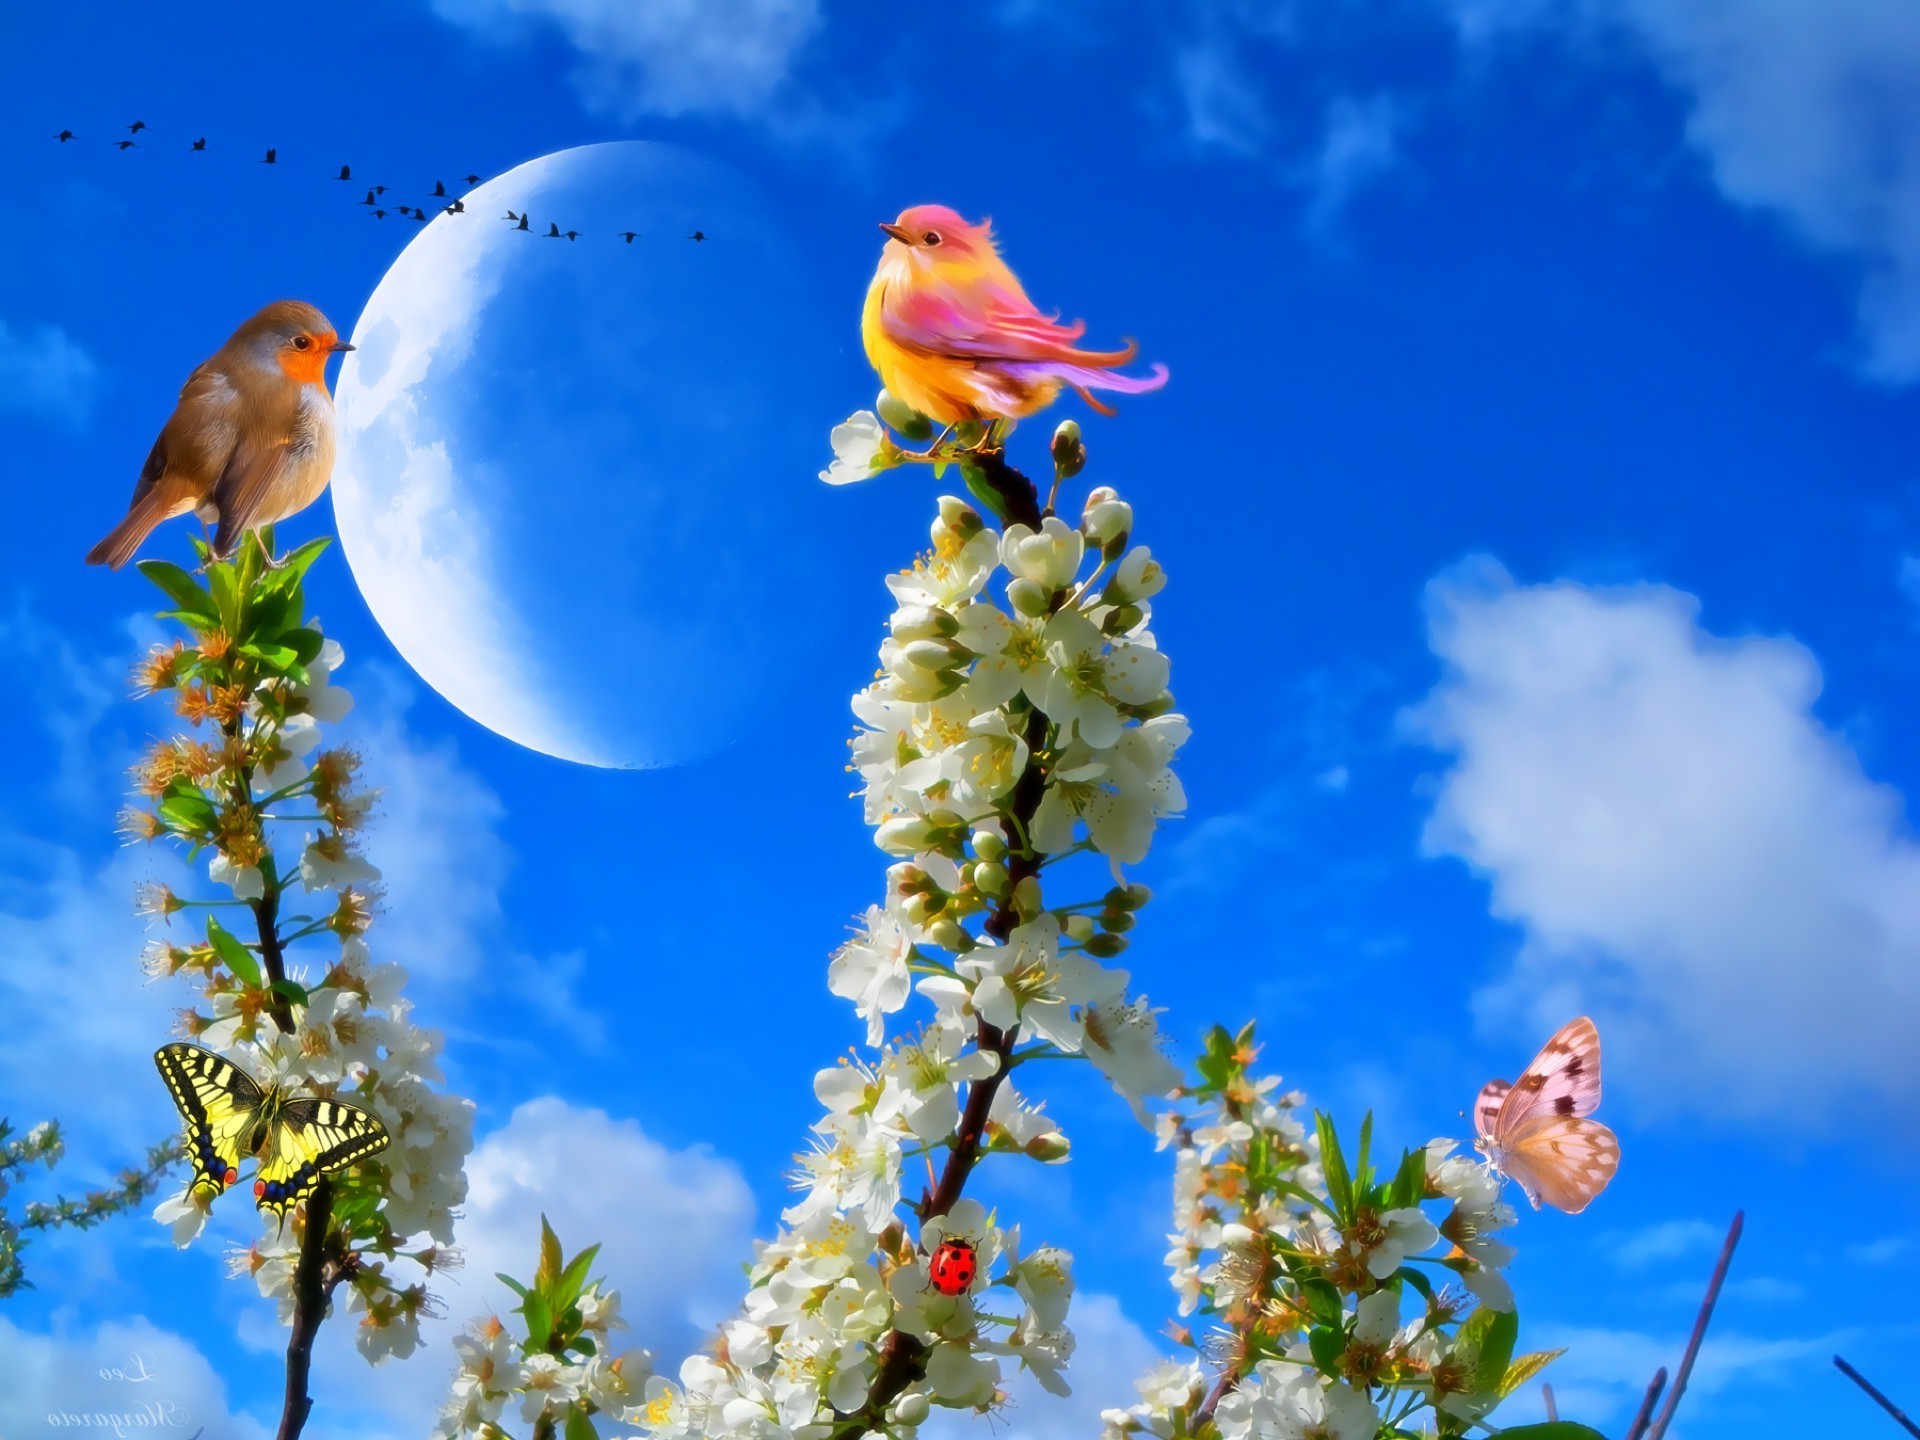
top-left (49, 121), bottom-right (711, 245)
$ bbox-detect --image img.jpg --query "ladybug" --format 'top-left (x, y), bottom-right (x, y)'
top-left (928, 1236), bottom-right (978, 1297)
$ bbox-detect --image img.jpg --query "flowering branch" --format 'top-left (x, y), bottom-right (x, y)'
top-left (126, 530), bottom-right (475, 1440)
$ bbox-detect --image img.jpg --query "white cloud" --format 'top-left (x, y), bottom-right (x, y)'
top-left (0, 1315), bottom-right (270, 1440)
top-left (1612, 1217), bottom-right (1725, 1269)
top-left (286, 1096), bottom-right (758, 1437)
top-left (1174, 40), bottom-right (1273, 157)
top-left (1531, 1321), bottom-right (1846, 1425)
top-left (1438, 0), bottom-right (1920, 382)
top-left (431, 0), bottom-right (820, 120)
top-left (1298, 95), bottom-right (1404, 230)
top-left (1845, 1235), bottom-right (1913, 1266)
top-left (0, 317), bottom-right (98, 423)
top-left (1406, 560), bottom-right (1920, 1130)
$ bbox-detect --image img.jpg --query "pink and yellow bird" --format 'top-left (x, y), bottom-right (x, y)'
top-left (862, 204), bottom-right (1168, 428)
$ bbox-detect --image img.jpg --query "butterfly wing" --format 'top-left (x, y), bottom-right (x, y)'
top-left (1494, 1017), bottom-right (1603, 1139)
top-left (1498, 1115), bottom-right (1620, 1214)
top-left (1473, 1079), bottom-right (1512, 1142)
top-left (253, 1094), bottom-right (391, 1223)
top-left (155, 1042), bottom-right (262, 1201)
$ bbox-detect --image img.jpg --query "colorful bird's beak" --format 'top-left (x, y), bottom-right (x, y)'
top-left (329, 340), bottom-right (356, 354)
top-left (879, 222), bottom-right (915, 244)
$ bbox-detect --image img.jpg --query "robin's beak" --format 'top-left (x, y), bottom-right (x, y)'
top-left (330, 340), bottom-right (356, 354)
top-left (879, 222), bottom-right (915, 245)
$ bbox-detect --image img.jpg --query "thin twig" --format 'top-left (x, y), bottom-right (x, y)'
top-left (1836, 1355), bottom-right (1920, 1438)
top-left (1646, 1210), bottom-right (1743, 1440)
top-left (1622, 1368), bottom-right (1667, 1440)
top-left (1542, 1383), bottom-right (1558, 1421)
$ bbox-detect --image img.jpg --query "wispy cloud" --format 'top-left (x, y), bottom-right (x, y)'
top-left (1173, 39), bottom-right (1273, 158)
top-left (1298, 94), bottom-right (1404, 231)
top-left (1406, 559), bottom-right (1920, 1131)
top-left (1845, 1235), bottom-right (1913, 1266)
top-left (0, 317), bottom-right (98, 424)
top-left (0, 1315), bottom-right (270, 1439)
top-left (1611, 1217), bottom-right (1724, 1270)
top-left (430, 0), bottom-right (822, 121)
top-left (1436, 0), bottom-right (1920, 383)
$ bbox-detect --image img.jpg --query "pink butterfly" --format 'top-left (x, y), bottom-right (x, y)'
top-left (1473, 1016), bottom-right (1620, 1214)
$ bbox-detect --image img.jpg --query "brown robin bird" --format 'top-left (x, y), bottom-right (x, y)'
top-left (85, 301), bottom-right (353, 570)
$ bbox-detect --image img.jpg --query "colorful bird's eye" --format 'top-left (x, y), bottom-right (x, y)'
top-left (922, 231), bottom-right (941, 246)
top-left (292, 336), bottom-right (311, 350)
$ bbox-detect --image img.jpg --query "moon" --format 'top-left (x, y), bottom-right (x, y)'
top-left (331, 141), bottom-right (848, 769)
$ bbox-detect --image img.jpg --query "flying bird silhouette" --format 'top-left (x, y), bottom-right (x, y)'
top-left (371, 184), bottom-right (390, 196)
top-left (445, 199), bottom-right (465, 215)
top-left (115, 140), bottom-right (138, 151)
top-left (370, 209), bottom-right (388, 220)
top-left (464, 174), bottom-right (481, 186)
top-left (503, 209), bottom-right (521, 222)
top-left (191, 137), bottom-right (206, 151)
top-left (688, 230), bottom-right (707, 242)
top-left (412, 209), bottom-right (428, 223)
top-left (359, 189), bottom-right (378, 206)
top-left (336, 165), bottom-right (352, 181)
top-left (431, 180), bottom-right (448, 198)
top-left (514, 214), bottom-right (530, 231)
top-left (619, 231), bottom-right (640, 243)
top-left (127, 120), bottom-right (147, 134)
top-left (261, 148), bottom-right (277, 164)
top-left (54, 130), bottom-right (74, 142)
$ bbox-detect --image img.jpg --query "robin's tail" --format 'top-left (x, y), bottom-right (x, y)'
top-left (85, 489), bottom-right (177, 570)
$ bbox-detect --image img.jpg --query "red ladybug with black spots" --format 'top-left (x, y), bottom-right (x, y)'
top-left (928, 1235), bottom-right (978, 1296)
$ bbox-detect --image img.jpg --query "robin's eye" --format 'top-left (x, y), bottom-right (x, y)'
top-left (922, 231), bottom-right (941, 246)
top-left (292, 336), bottom-right (311, 350)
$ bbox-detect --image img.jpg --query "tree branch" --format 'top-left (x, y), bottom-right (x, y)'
top-left (276, 1177), bottom-right (334, 1440)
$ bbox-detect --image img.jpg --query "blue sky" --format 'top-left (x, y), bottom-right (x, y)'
top-left (4, 0), bottom-right (1920, 1435)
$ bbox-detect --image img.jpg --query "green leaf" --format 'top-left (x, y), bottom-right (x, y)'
top-left (207, 559), bottom-right (241, 636)
top-left (522, 1291), bottom-right (553, 1349)
top-left (269, 979), bottom-right (310, 1007)
top-left (1301, 1278), bottom-right (1344, 1327)
top-left (257, 537), bottom-right (330, 599)
top-left (1315, 1112), bottom-right (1353, 1219)
top-left (1390, 1145), bottom-right (1429, 1210)
top-left (1394, 1265), bottom-right (1436, 1304)
top-left (1488, 1427), bottom-right (1607, 1440)
top-left (555, 1242), bottom-right (603, 1312)
top-left (1356, 1111), bottom-right (1373, 1194)
top-left (1499, 1349), bottom-right (1567, 1397)
top-left (572, 1334), bottom-right (596, 1357)
top-left (494, 1272), bottom-right (530, 1300)
top-left (564, 1406), bottom-right (600, 1440)
top-left (135, 562), bottom-right (217, 623)
top-left (282, 626), bottom-right (326, 666)
top-left (537, 1215), bottom-right (565, 1293)
top-left (239, 641), bottom-right (300, 671)
top-left (156, 787), bottom-right (216, 835)
top-left (1306, 1324), bottom-right (1343, 1376)
top-left (205, 916), bottom-right (262, 989)
top-left (1463, 1306), bottom-right (1518, 1393)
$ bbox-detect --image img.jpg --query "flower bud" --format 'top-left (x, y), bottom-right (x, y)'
top-left (900, 893), bottom-right (943, 927)
top-left (1099, 909), bottom-right (1135, 933)
top-left (876, 816), bottom-right (935, 856)
top-left (1007, 577), bottom-right (1052, 619)
top-left (1051, 420), bottom-right (1086, 480)
top-left (898, 638), bottom-right (962, 674)
top-left (1104, 547), bottom-right (1166, 606)
top-left (928, 916), bottom-right (974, 953)
top-left (1025, 1131), bottom-right (1072, 1163)
top-left (1102, 603), bottom-right (1145, 635)
top-left (972, 829), bottom-right (1007, 863)
top-left (1080, 485), bottom-right (1131, 546)
top-left (972, 860), bottom-right (1010, 898)
top-left (1064, 914), bottom-right (1097, 943)
top-left (1106, 883), bottom-right (1152, 911)
top-left (890, 862), bottom-right (933, 896)
top-left (935, 496), bottom-right (985, 543)
top-left (890, 1393), bottom-right (932, 1427)
top-left (1085, 931), bottom-right (1129, 958)
top-left (877, 388), bottom-right (934, 441)
top-left (1013, 875), bottom-right (1044, 920)
top-left (891, 605), bottom-right (958, 642)
top-left (1002, 517), bottom-right (1086, 591)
